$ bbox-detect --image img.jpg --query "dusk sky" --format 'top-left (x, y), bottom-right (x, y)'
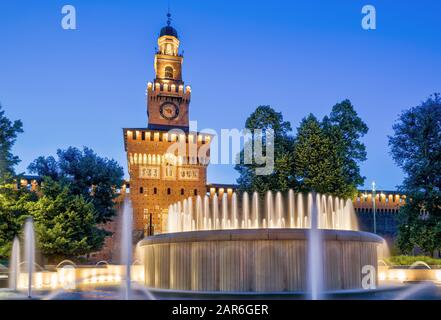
top-left (1, 0), bottom-right (440, 191)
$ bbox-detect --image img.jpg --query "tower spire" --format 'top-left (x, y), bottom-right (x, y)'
top-left (167, 1), bottom-right (172, 26)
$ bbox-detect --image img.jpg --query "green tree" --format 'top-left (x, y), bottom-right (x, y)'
top-left (0, 106), bottom-right (121, 260)
top-left (293, 114), bottom-right (349, 196)
top-left (0, 105), bottom-right (26, 259)
top-left (235, 106), bottom-right (296, 194)
top-left (396, 200), bottom-right (441, 256)
top-left (0, 105), bottom-right (23, 184)
top-left (389, 93), bottom-right (441, 255)
top-left (0, 188), bottom-right (36, 259)
top-left (28, 147), bottom-right (124, 223)
top-left (28, 178), bottom-right (107, 262)
top-left (235, 103), bottom-right (368, 199)
top-left (322, 100), bottom-right (368, 196)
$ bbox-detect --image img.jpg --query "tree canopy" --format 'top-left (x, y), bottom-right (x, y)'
top-left (235, 101), bottom-right (368, 199)
top-left (0, 104), bottom-right (124, 259)
top-left (389, 93), bottom-right (441, 255)
top-left (0, 105), bottom-right (26, 259)
top-left (293, 114), bottom-right (346, 196)
top-left (29, 178), bottom-right (108, 261)
top-left (28, 147), bottom-right (124, 223)
top-left (0, 105), bottom-right (23, 184)
top-left (235, 106), bottom-right (296, 194)
top-left (322, 99), bottom-right (369, 195)
top-left (0, 188), bottom-right (37, 258)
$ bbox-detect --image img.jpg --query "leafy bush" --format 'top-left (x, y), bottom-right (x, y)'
top-left (386, 255), bottom-right (441, 266)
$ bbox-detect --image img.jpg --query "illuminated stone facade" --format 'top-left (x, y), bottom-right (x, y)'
top-left (123, 19), bottom-right (211, 235)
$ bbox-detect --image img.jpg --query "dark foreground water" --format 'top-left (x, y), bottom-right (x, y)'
top-left (39, 281), bottom-right (441, 300)
top-left (1, 281), bottom-right (441, 300)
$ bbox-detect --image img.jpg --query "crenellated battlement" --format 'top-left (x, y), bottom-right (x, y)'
top-left (146, 82), bottom-right (191, 98)
top-left (354, 190), bottom-right (406, 213)
top-left (124, 129), bottom-right (211, 146)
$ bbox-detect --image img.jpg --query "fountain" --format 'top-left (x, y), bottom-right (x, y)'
top-left (167, 191), bottom-right (359, 233)
top-left (409, 261), bottom-right (432, 270)
top-left (0, 207), bottom-right (154, 300)
top-left (9, 237), bottom-right (20, 291)
top-left (308, 193), bottom-right (323, 300)
top-left (95, 260), bottom-right (110, 267)
top-left (140, 190), bottom-right (383, 295)
top-left (24, 218), bottom-right (35, 299)
top-left (121, 199), bottom-right (133, 300)
top-left (0, 190), bottom-right (382, 299)
top-left (56, 260), bottom-right (78, 269)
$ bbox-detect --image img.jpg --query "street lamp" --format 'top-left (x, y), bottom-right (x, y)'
top-left (372, 181), bottom-right (377, 234)
top-left (147, 213), bottom-right (154, 236)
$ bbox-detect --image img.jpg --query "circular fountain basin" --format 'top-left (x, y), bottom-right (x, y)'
top-left (138, 229), bottom-right (383, 293)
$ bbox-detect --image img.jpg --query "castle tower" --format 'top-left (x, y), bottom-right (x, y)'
top-left (147, 13), bottom-right (190, 131)
top-left (123, 13), bottom-right (211, 236)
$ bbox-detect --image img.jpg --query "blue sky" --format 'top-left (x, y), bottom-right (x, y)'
top-left (1, 0), bottom-right (440, 191)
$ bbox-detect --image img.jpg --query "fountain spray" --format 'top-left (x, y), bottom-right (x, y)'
top-left (167, 190), bottom-right (357, 233)
top-left (308, 193), bottom-right (323, 300)
top-left (24, 218), bottom-right (35, 299)
top-left (9, 237), bottom-right (20, 291)
top-left (121, 199), bottom-right (133, 300)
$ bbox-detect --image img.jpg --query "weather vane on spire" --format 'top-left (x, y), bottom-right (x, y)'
top-left (167, 1), bottom-right (172, 26)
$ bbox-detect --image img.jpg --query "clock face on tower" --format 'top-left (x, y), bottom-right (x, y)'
top-left (160, 102), bottom-right (179, 120)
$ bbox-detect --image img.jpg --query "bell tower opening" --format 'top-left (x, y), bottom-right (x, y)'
top-left (164, 66), bottom-right (174, 79)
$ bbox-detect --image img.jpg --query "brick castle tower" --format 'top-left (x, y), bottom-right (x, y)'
top-left (123, 13), bottom-right (211, 236)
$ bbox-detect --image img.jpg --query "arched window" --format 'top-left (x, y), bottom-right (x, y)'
top-left (139, 187), bottom-right (144, 194)
top-left (167, 188), bottom-right (171, 195)
top-left (181, 188), bottom-right (185, 196)
top-left (165, 66), bottom-right (174, 79)
top-left (153, 187), bottom-right (158, 195)
top-left (194, 189), bottom-right (198, 196)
